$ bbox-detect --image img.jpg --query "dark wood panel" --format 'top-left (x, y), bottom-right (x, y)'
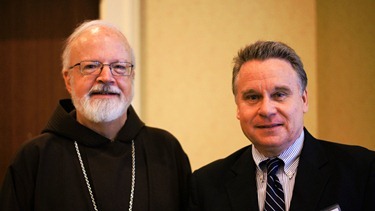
top-left (0, 0), bottom-right (99, 182)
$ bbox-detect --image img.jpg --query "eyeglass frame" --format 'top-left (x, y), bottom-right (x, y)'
top-left (68, 60), bottom-right (134, 76)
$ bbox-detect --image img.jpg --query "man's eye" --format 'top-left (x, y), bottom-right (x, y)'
top-left (272, 92), bottom-right (287, 100)
top-left (244, 94), bottom-right (260, 101)
top-left (83, 64), bottom-right (99, 70)
top-left (113, 64), bottom-right (127, 70)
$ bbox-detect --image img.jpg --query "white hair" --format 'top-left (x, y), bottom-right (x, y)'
top-left (61, 20), bottom-right (135, 72)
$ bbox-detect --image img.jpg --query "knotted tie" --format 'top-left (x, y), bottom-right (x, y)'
top-left (264, 158), bottom-right (285, 211)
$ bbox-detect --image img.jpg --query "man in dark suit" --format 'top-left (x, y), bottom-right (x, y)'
top-left (189, 41), bottom-right (375, 211)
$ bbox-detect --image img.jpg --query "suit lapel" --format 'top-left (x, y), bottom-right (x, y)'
top-left (290, 129), bottom-right (333, 211)
top-left (225, 147), bottom-right (259, 211)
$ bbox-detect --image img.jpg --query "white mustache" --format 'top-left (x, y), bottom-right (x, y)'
top-left (89, 84), bottom-right (121, 95)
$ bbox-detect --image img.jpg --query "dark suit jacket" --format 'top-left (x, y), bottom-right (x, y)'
top-left (189, 128), bottom-right (375, 211)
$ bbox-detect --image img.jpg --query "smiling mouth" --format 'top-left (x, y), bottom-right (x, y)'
top-left (90, 90), bottom-right (119, 96)
top-left (256, 124), bottom-right (283, 129)
top-left (89, 85), bottom-right (121, 96)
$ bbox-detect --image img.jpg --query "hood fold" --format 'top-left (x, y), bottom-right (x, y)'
top-left (42, 99), bottom-right (145, 147)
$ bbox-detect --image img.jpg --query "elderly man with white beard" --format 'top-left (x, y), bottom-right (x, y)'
top-left (0, 20), bottom-right (191, 211)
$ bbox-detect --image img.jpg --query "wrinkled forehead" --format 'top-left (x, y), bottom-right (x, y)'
top-left (67, 26), bottom-right (133, 64)
top-left (236, 58), bottom-right (302, 91)
top-left (74, 25), bottom-right (131, 51)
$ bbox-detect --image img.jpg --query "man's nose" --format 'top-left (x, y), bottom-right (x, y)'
top-left (96, 65), bottom-right (115, 83)
top-left (258, 97), bottom-right (276, 117)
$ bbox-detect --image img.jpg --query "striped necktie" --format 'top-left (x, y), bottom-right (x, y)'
top-left (264, 158), bottom-right (285, 211)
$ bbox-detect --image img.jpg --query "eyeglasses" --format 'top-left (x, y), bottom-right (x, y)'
top-left (69, 61), bottom-right (134, 76)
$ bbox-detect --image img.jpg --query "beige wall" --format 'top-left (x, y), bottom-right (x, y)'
top-left (317, 0), bottom-right (375, 150)
top-left (100, 0), bottom-right (142, 112)
top-left (141, 0), bottom-right (317, 170)
top-left (102, 0), bottom-right (374, 171)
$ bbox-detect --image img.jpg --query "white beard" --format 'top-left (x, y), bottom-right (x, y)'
top-left (71, 84), bottom-right (133, 123)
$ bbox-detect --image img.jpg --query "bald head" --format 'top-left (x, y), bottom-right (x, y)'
top-left (61, 20), bottom-right (135, 72)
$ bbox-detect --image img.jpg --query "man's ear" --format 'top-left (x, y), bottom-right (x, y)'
top-left (236, 107), bottom-right (241, 120)
top-left (62, 70), bottom-right (72, 94)
top-left (235, 96), bottom-right (241, 120)
top-left (302, 89), bottom-right (308, 113)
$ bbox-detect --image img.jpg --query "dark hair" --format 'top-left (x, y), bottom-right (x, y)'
top-left (232, 41), bottom-right (307, 95)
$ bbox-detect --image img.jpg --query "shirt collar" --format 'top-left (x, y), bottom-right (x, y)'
top-left (252, 130), bottom-right (304, 177)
